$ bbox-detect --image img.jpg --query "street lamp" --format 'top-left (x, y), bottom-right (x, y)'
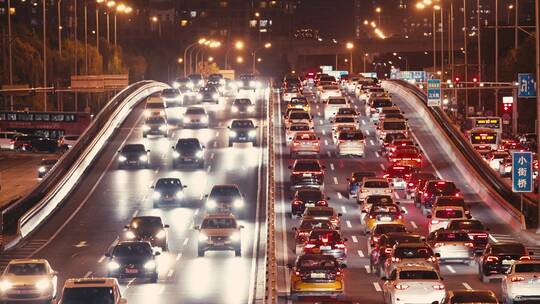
top-left (183, 38), bottom-right (206, 76)
top-left (225, 40), bottom-right (244, 69)
top-left (114, 4), bottom-right (131, 46)
top-left (252, 42), bottom-right (272, 73)
top-left (346, 42), bottom-right (354, 73)
top-left (375, 7), bottom-right (382, 26)
top-left (106, 1), bottom-right (116, 43)
top-left (237, 56), bottom-right (244, 63)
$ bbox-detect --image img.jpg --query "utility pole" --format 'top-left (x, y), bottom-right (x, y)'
top-left (43, 0), bottom-right (47, 111)
top-left (57, 0), bottom-right (62, 54)
top-left (440, 4), bottom-right (444, 80)
top-left (515, 0), bottom-right (519, 50)
top-left (96, 5), bottom-right (99, 51)
top-left (464, 0), bottom-right (469, 117)
top-left (535, 0), bottom-right (540, 234)
top-left (495, 0), bottom-right (499, 116)
top-left (7, 0), bottom-right (14, 110)
top-left (84, 1), bottom-right (88, 74)
top-left (477, 0), bottom-right (482, 113)
top-left (433, 9), bottom-right (437, 76)
top-left (74, 0), bottom-right (78, 75)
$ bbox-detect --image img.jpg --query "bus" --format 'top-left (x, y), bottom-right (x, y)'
top-left (463, 117), bottom-right (502, 134)
top-left (469, 128), bottom-right (500, 152)
top-left (0, 111), bottom-right (92, 139)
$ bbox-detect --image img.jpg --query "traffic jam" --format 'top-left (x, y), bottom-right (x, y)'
top-left (276, 72), bottom-right (540, 303)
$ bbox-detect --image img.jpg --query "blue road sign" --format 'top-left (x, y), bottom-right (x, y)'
top-left (518, 73), bottom-right (537, 98)
top-left (427, 79), bottom-right (441, 107)
top-left (512, 151), bottom-right (533, 192)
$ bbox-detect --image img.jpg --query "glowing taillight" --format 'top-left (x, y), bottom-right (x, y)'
top-left (293, 200), bottom-right (302, 205)
top-left (394, 284), bottom-right (409, 290)
top-left (305, 244), bottom-right (316, 249)
top-left (317, 200), bottom-right (328, 206)
top-left (408, 183), bottom-right (414, 187)
top-left (432, 284), bottom-right (445, 290)
top-left (335, 243), bottom-right (346, 249)
top-left (398, 215), bottom-right (403, 220)
top-left (295, 271), bottom-right (301, 276)
top-left (384, 248), bottom-right (393, 254)
top-left (431, 220), bottom-right (440, 224)
top-left (486, 256), bottom-right (499, 262)
top-left (293, 142), bottom-right (300, 146)
top-left (424, 193), bottom-right (429, 197)
top-left (391, 257), bottom-right (400, 262)
top-left (426, 256), bottom-right (437, 262)
top-left (511, 276), bottom-right (525, 282)
top-left (520, 256), bottom-right (532, 261)
top-left (464, 242), bottom-right (474, 248)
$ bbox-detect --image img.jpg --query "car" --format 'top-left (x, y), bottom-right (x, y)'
top-left (195, 212), bottom-right (244, 257)
top-left (205, 184), bottom-right (245, 213)
top-left (144, 96), bottom-right (166, 118)
top-left (289, 159), bottom-right (325, 189)
top-left (362, 203), bottom-right (405, 233)
top-left (291, 188), bottom-right (328, 217)
top-left (369, 232), bottom-right (425, 275)
top-left (499, 156), bottom-right (513, 177)
top-left (318, 85), bottom-right (342, 102)
top-left (160, 88), bottom-right (182, 107)
top-left (284, 109), bottom-right (313, 129)
top-left (288, 254), bottom-right (345, 300)
top-left (332, 125), bottom-right (357, 145)
top-left (485, 150), bottom-right (510, 171)
top-left (237, 74), bottom-right (260, 92)
top-left (360, 195), bottom-right (397, 213)
top-left (383, 242), bottom-right (440, 277)
top-left (379, 106), bottom-right (404, 121)
top-left (58, 277), bottom-right (127, 304)
top-left (367, 223), bottom-right (407, 253)
top-left (366, 97), bottom-right (392, 121)
top-left (172, 137), bottom-right (204, 168)
top-left (293, 219), bottom-right (335, 248)
top-left (199, 86), bottom-right (219, 103)
top-left (303, 229), bottom-right (348, 264)
top-left (38, 158), bottom-right (59, 178)
top-left (290, 131), bottom-right (320, 158)
top-left (324, 97), bottom-right (349, 120)
top-left (118, 144), bottom-right (150, 169)
top-left (13, 134), bottom-right (44, 152)
top-left (123, 216), bottom-right (169, 251)
top-left (283, 87), bottom-right (301, 102)
top-left (386, 138), bottom-right (416, 155)
top-left (331, 115), bottom-right (358, 132)
top-left (388, 146), bottom-right (422, 169)
top-left (446, 219), bottom-right (489, 253)
top-left (381, 133), bottom-right (408, 151)
top-left (58, 134), bottom-right (79, 149)
top-left (383, 165), bottom-right (416, 190)
top-left (286, 123), bottom-right (312, 144)
top-left (356, 178), bottom-right (394, 203)
top-left (347, 171), bottom-right (377, 198)
top-left (336, 130), bottom-right (365, 157)
top-left (183, 107), bottom-right (209, 128)
top-left (381, 265), bottom-right (445, 304)
top-left (426, 230), bottom-right (475, 265)
top-left (231, 98), bottom-right (255, 114)
top-left (187, 73), bottom-right (205, 89)
top-left (428, 206), bottom-right (468, 233)
top-left (151, 178), bottom-right (187, 207)
top-left (106, 241), bottom-right (159, 283)
top-left (377, 118), bottom-right (408, 139)
top-left (0, 259), bottom-right (58, 303)
top-left (433, 196), bottom-right (471, 217)
top-left (406, 172), bottom-right (437, 199)
top-left (288, 97), bottom-right (310, 113)
top-left (441, 290), bottom-right (499, 304)
top-left (228, 119), bottom-right (258, 146)
top-left (302, 206), bottom-right (342, 228)
top-left (0, 131), bottom-right (22, 150)
top-left (501, 260), bottom-right (540, 304)
top-left (142, 116), bottom-right (168, 138)
top-left (417, 180), bottom-right (460, 214)
top-left (478, 242), bottom-right (533, 283)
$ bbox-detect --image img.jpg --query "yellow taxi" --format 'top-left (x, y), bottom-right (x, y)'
top-left (288, 254), bottom-right (345, 300)
top-left (362, 203), bottom-right (405, 232)
top-left (287, 97), bottom-right (311, 113)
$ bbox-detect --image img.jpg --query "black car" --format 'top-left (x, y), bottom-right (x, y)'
top-left (124, 216), bottom-right (169, 251)
top-left (228, 119), bottom-right (258, 146)
top-left (478, 242), bottom-right (533, 283)
top-left (289, 159), bottom-right (325, 188)
top-left (199, 86), bottom-right (219, 103)
top-left (118, 144), bottom-right (150, 169)
top-left (38, 158), bottom-right (58, 178)
top-left (442, 290), bottom-right (499, 304)
top-left (106, 241), bottom-right (160, 282)
top-left (207, 73), bottom-right (224, 86)
top-left (172, 138), bottom-right (205, 168)
top-left (447, 219), bottom-right (489, 253)
top-left (231, 98), bottom-right (255, 114)
top-left (291, 188), bottom-right (328, 217)
top-left (142, 116), bottom-right (168, 138)
top-left (152, 178), bottom-right (187, 207)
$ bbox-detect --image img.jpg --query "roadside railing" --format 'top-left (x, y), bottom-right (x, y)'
top-left (265, 82), bottom-right (277, 303)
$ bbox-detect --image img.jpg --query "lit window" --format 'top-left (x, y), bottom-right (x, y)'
top-left (249, 20), bottom-right (257, 28)
top-left (180, 19), bottom-right (188, 26)
top-left (190, 11), bottom-right (197, 18)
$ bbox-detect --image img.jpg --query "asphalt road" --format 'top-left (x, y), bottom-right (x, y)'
top-left (273, 88), bottom-right (540, 303)
top-left (0, 90), bottom-right (268, 304)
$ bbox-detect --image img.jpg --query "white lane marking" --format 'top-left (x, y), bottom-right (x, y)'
top-left (357, 250), bottom-right (364, 257)
top-left (462, 282), bottom-right (473, 290)
top-left (395, 192), bottom-right (400, 199)
top-left (84, 271), bottom-right (92, 278)
top-left (324, 139), bottom-right (329, 146)
top-left (327, 151), bottom-right (331, 157)
top-left (322, 129), bottom-right (326, 135)
top-left (362, 120), bottom-right (366, 125)
top-left (176, 253), bottom-right (183, 261)
top-left (365, 265), bottom-right (371, 273)
top-left (333, 177), bottom-right (339, 184)
top-left (210, 152), bottom-right (215, 160)
top-left (489, 234), bottom-right (499, 243)
top-left (352, 236), bottom-right (358, 243)
top-left (206, 165), bottom-right (211, 172)
top-left (213, 141), bottom-right (217, 148)
top-left (158, 286), bottom-right (165, 294)
top-left (365, 130), bottom-right (370, 136)
top-left (194, 208), bottom-right (199, 216)
top-left (167, 269), bottom-right (174, 278)
top-left (411, 221), bottom-right (418, 229)
top-left (216, 131), bottom-right (220, 137)
top-left (337, 192), bottom-right (343, 199)
top-left (346, 220), bottom-right (352, 228)
top-left (319, 120), bottom-right (323, 125)
top-left (330, 163), bottom-right (335, 171)
top-left (379, 163), bottom-right (385, 170)
top-left (98, 256), bottom-right (105, 263)
top-left (375, 151), bottom-right (380, 158)
top-left (341, 206), bottom-right (347, 214)
top-left (407, 128), bottom-right (442, 178)
top-left (369, 139), bottom-right (375, 146)
top-left (446, 265), bottom-right (456, 274)
top-left (132, 209), bottom-right (139, 218)
top-left (373, 282), bottom-right (382, 292)
top-left (182, 238), bottom-right (189, 246)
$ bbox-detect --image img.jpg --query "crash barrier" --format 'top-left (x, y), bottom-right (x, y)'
top-left (2, 80), bottom-right (168, 248)
top-left (383, 80), bottom-right (531, 229)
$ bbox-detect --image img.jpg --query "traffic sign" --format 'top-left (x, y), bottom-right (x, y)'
top-left (518, 73), bottom-right (536, 98)
top-left (427, 79), bottom-right (441, 107)
top-left (512, 151), bottom-right (533, 192)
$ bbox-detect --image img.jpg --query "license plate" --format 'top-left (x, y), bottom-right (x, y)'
top-left (305, 203), bottom-right (315, 208)
top-left (303, 173), bottom-right (312, 177)
top-left (184, 158), bottom-right (192, 161)
top-left (380, 217), bottom-right (391, 222)
top-left (129, 161), bottom-right (137, 164)
top-left (125, 268), bottom-right (138, 274)
top-left (502, 259), bottom-right (514, 265)
top-left (320, 246), bottom-right (331, 251)
top-left (239, 137), bottom-right (246, 140)
top-left (310, 273), bottom-right (326, 279)
top-left (214, 242), bottom-right (224, 246)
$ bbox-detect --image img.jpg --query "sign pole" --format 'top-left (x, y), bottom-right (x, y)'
top-left (535, 0), bottom-right (540, 233)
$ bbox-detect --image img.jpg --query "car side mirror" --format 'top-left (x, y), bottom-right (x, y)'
top-left (395, 201), bottom-right (401, 205)
top-left (326, 197), bottom-right (331, 200)
top-left (123, 225), bottom-right (129, 230)
top-left (204, 194), bottom-right (209, 198)
top-left (52, 271), bottom-right (59, 276)
top-left (435, 253), bottom-right (441, 258)
top-left (202, 145), bottom-right (206, 149)
top-left (343, 237), bottom-right (348, 242)
top-left (346, 178), bottom-right (350, 181)
top-left (147, 150), bottom-right (151, 153)
top-left (322, 166), bottom-right (326, 169)
top-left (155, 251), bottom-right (161, 256)
top-left (151, 185), bottom-right (155, 189)
top-left (119, 299), bottom-right (128, 304)
top-left (401, 210), bottom-right (406, 214)
top-left (361, 210), bottom-right (367, 213)
top-left (227, 126), bottom-right (230, 129)
top-left (431, 302), bottom-right (439, 304)
top-left (164, 224), bottom-right (170, 228)
top-left (118, 150), bottom-right (121, 153)
top-left (172, 146), bottom-right (175, 149)
top-left (340, 263), bottom-right (347, 268)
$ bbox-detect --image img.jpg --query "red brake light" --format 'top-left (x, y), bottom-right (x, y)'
top-left (293, 142), bottom-right (300, 146)
top-left (408, 183), bottom-right (414, 187)
top-left (424, 193), bottom-right (429, 197)
top-left (455, 193), bottom-right (460, 197)
top-left (391, 257), bottom-right (400, 262)
top-left (335, 243), bottom-right (346, 249)
top-left (426, 256), bottom-right (437, 262)
top-left (464, 242), bottom-right (474, 248)
top-left (384, 248), bottom-right (393, 254)
top-left (293, 200), bottom-right (302, 205)
top-left (305, 244), bottom-right (316, 249)
top-left (317, 200), bottom-right (328, 206)
top-left (486, 256), bottom-right (499, 262)
top-left (431, 220), bottom-right (440, 224)
top-left (511, 276), bottom-right (525, 282)
top-left (398, 214), bottom-right (403, 220)
top-left (520, 256), bottom-right (532, 261)
top-left (295, 271), bottom-right (301, 276)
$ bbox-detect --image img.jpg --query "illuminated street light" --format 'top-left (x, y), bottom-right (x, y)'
top-left (116, 3), bottom-right (125, 12)
top-left (254, 12), bottom-right (260, 18)
top-left (416, 2), bottom-right (426, 9)
top-left (198, 38), bottom-right (207, 44)
top-left (235, 41), bottom-right (244, 50)
top-left (264, 42), bottom-right (272, 48)
top-left (237, 56), bottom-right (244, 63)
top-left (208, 56), bottom-right (214, 62)
top-left (346, 42), bottom-right (354, 49)
top-left (363, 20), bottom-right (369, 25)
top-left (151, 16), bottom-right (158, 22)
top-left (374, 28), bottom-right (387, 39)
top-left (375, 7), bottom-right (382, 25)
top-left (257, 58), bottom-right (262, 62)
top-left (106, 1), bottom-right (115, 8)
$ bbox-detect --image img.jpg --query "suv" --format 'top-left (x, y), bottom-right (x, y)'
top-left (417, 180), bottom-right (460, 215)
top-left (58, 277), bottom-right (126, 304)
top-left (118, 144), bottom-right (150, 169)
top-left (0, 259), bottom-right (58, 303)
top-left (478, 242), bottom-right (532, 283)
top-left (356, 178), bottom-right (393, 203)
top-left (205, 184), bottom-right (245, 215)
top-left (172, 138), bottom-right (205, 168)
top-left (152, 177), bottom-right (187, 207)
top-left (199, 86), bottom-right (219, 103)
top-left (289, 159), bottom-right (325, 189)
top-left (123, 216), bottom-right (170, 251)
top-left (142, 116), bottom-right (168, 138)
top-left (290, 131), bottom-right (320, 158)
top-left (228, 119), bottom-right (258, 146)
top-left (106, 241), bottom-right (160, 282)
top-left (446, 219), bottom-right (489, 253)
top-left (369, 232), bottom-right (424, 275)
top-left (195, 213), bottom-right (244, 257)
top-left (383, 242), bottom-right (440, 277)
top-left (160, 88), bottom-right (182, 107)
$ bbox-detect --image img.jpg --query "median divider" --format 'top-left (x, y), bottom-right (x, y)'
top-left (2, 80), bottom-right (168, 249)
top-left (265, 83), bottom-right (277, 304)
top-left (383, 80), bottom-right (530, 230)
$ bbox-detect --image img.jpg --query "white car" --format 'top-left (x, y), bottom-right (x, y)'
top-left (0, 131), bottom-right (22, 150)
top-left (285, 110), bottom-right (313, 129)
top-left (357, 178), bottom-right (394, 203)
top-left (183, 106), bottom-right (209, 128)
top-left (485, 150), bottom-right (510, 171)
top-left (286, 123), bottom-right (312, 144)
top-left (282, 89), bottom-right (300, 102)
top-left (318, 85), bottom-right (342, 101)
top-left (336, 130), bottom-right (365, 157)
top-left (428, 206), bottom-right (468, 233)
top-left (502, 260), bottom-right (540, 304)
top-left (59, 277), bottom-right (127, 304)
top-left (382, 265), bottom-right (445, 304)
top-left (331, 115), bottom-right (358, 133)
top-left (0, 259), bottom-right (58, 303)
top-left (324, 97), bottom-right (349, 120)
top-left (144, 96), bottom-right (166, 118)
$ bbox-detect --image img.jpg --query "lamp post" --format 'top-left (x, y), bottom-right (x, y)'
top-left (363, 53), bottom-right (368, 73)
top-left (252, 42), bottom-right (271, 74)
top-left (375, 7), bottom-right (382, 26)
top-left (346, 42), bottom-right (354, 73)
top-left (114, 4), bottom-right (131, 46)
top-left (183, 41), bottom-right (200, 77)
top-left (106, 1), bottom-right (116, 43)
top-left (7, 0), bottom-right (13, 110)
top-left (42, 0), bottom-right (47, 111)
top-left (225, 40), bottom-right (244, 70)
top-left (57, 0), bottom-right (63, 54)
top-left (96, 0), bottom-right (104, 51)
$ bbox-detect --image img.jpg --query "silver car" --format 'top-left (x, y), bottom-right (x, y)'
top-left (502, 260), bottom-right (540, 304)
top-left (183, 106), bottom-right (209, 128)
top-left (427, 230), bottom-right (474, 265)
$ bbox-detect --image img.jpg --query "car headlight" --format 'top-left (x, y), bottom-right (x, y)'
top-left (142, 125), bottom-right (151, 132)
top-left (187, 82), bottom-right (194, 88)
top-left (159, 110), bottom-right (165, 116)
top-left (0, 281), bottom-right (12, 292)
top-left (153, 192), bottom-right (161, 200)
top-left (198, 80), bottom-right (204, 85)
top-left (173, 151), bottom-right (180, 158)
top-left (35, 279), bottom-right (51, 292)
top-left (176, 191), bottom-right (184, 199)
top-left (119, 155), bottom-right (127, 162)
top-left (195, 151), bottom-right (204, 158)
top-left (233, 198), bottom-right (244, 209)
top-left (108, 261), bottom-right (120, 271)
top-left (139, 155), bottom-right (148, 162)
top-left (196, 93), bottom-right (203, 100)
top-left (144, 260), bottom-right (156, 270)
top-left (248, 106), bottom-right (255, 113)
top-left (248, 130), bottom-right (257, 137)
top-left (125, 230), bottom-right (136, 239)
top-left (144, 110), bottom-right (150, 117)
top-left (213, 93), bottom-right (219, 99)
top-left (198, 233), bottom-right (209, 242)
top-left (38, 166), bottom-right (47, 173)
top-left (159, 124), bottom-right (167, 131)
top-left (201, 116), bottom-right (209, 123)
top-left (249, 81), bottom-right (256, 87)
top-left (230, 131), bottom-right (237, 137)
top-left (207, 199), bottom-right (217, 209)
top-left (172, 82), bottom-right (180, 89)
top-left (231, 106), bottom-right (239, 113)
top-left (156, 230), bottom-right (166, 239)
top-left (230, 232), bottom-right (241, 242)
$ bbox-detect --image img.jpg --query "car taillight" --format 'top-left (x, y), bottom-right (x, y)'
top-left (369, 215), bottom-right (374, 219)
top-left (384, 189), bottom-right (393, 193)
top-left (405, 174), bottom-right (411, 177)
top-left (464, 242), bottom-right (474, 248)
top-left (384, 248), bottom-right (393, 254)
top-left (431, 220), bottom-right (440, 224)
top-left (424, 193), bottom-right (429, 197)
top-left (511, 276), bottom-right (525, 282)
top-left (520, 256), bottom-right (532, 261)
top-left (432, 284), bottom-right (445, 290)
top-left (398, 214), bottom-right (403, 220)
top-left (383, 174), bottom-right (389, 178)
top-left (372, 236), bottom-right (380, 243)
top-left (299, 232), bottom-right (309, 236)
top-left (394, 284), bottom-right (409, 290)
top-left (317, 200), bottom-right (328, 206)
top-left (416, 158), bottom-right (422, 162)
top-left (336, 271), bottom-right (341, 276)
top-left (314, 142), bottom-right (320, 146)
top-left (293, 200), bottom-right (302, 205)
top-left (391, 159), bottom-right (398, 162)
top-left (427, 256), bottom-right (437, 262)
top-left (408, 182), bottom-right (414, 187)
top-left (486, 256), bottom-right (499, 262)
top-left (455, 192), bottom-right (460, 197)
top-left (295, 271), bottom-right (301, 276)
top-left (391, 257), bottom-right (400, 262)
top-left (361, 189), bottom-right (369, 193)
top-left (293, 142), bottom-right (300, 146)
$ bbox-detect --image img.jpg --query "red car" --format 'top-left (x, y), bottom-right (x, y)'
top-left (369, 232), bottom-right (424, 275)
top-left (383, 165), bottom-right (417, 190)
top-left (303, 229), bottom-right (348, 264)
top-left (290, 188), bottom-right (328, 217)
top-left (386, 138), bottom-right (415, 155)
top-left (292, 218), bottom-right (335, 251)
top-left (389, 147), bottom-right (423, 168)
top-left (367, 223), bottom-right (407, 252)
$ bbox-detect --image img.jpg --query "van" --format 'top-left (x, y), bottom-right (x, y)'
top-left (144, 96), bottom-right (166, 118)
top-left (0, 131), bottom-right (22, 150)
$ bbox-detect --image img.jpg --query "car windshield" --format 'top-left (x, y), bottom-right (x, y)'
top-left (394, 247), bottom-right (433, 258)
top-left (366, 195), bottom-right (393, 204)
top-left (41, 159), bottom-right (58, 166)
top-left (295, 133), bottom-right (316, 140)
top-left (113, 243), bottom-right (152, 256)
top-left (383, 121), bottom-right (406, 130)
top-left (156, 179), bottom-right (181, 188)
top-left (232, 120), bottom-right (254, 128)
top-left (294, 162), bottom-right (320, 171)
top-left (323, 86), bottom-right (339, 90)
top-left (201, 218), bottom-right (236, 229)
top-left (449, 220), bottom-right (484, 230)
top-left (130, 217), bottom-right (162, 229)
top-left (374, 225), bottom-right (406, 234)
top-left (234, 99), bottom-right (251, 105)
top-left (491, 243), bottom-right (527, 255)
top-left (338, 108), bottom-right (355, 115)
top-left (370, 88), bottom-right (385, 93)
top-left (384, 235), bottom-right (423, 246)
top-left (515, 263), bottom-right (540, 273)
top-left (382, 108), bottom-right (401, 114)
top-left (210, 187), bottom-right (240, 197)
top-left (385, 133), bottom-right (407, 142)
top-left (364, 181), bottom-right (390, 188)
top-left (399, 270), bottom-right (439, 280)
top-left (146, 102), bottom-right (164, 109)
top-left (450, 293), bottom-right (498, 303)
top-left (435, 209), bottom-right (464, 219)
top-left (61, 287), bottom-right (115, 304)
top-left (162, 89), bottom-right (178, 96)
top-left (290, 125), bottom-right (310, 131)
top-left (299, 220), bottom-right (333, 230)
top-left (291, 99), bottom-right (307, 105)
top-left (309, 230), bottom-right (341, 242)
top-left (371, 205), bottom-right (399, 214)
top-left (122, 145), bottom-right (145, 153)
top-left (306, 209), bottom-right (333, 217)
top-left (297, 256), bottom-right (338, 270)
top-left (335, 117), bottom-right (355, 123)
top-left (290, 112), bottom-right (310, 120)
top-left (338, 132), bottom-right (364, 140)
top-left (298, 190), bottom-right (323, 201)
top-left (328, 99), bottom-right (347, 105)
top-left (186, 108), bottom-right (206, 115)
top-left (436, 232), bottom-right (470, 242)
top-left (384, 113), bottom-right (405, 120)
top-left (145, 117), bottom-right (166, 124)
top-left (6, 263), bottom-right (47, 275)
top-left (373, 100), bottom-right (392, 108)
top-left (176, 139), bottom-right (200, 149)
top-left (427, 181), bottom-right (457, 193)
top-left (64, 135), bottom-right (79, 141)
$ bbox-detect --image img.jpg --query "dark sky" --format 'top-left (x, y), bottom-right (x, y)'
top-left (295, 0), bottom-right (356, 40)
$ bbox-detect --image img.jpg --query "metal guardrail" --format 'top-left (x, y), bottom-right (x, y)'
top-left (390, 79), bottom-right (538, 228)
top-left (265, 83), bottom-right (277, 303)
top-left (1, 80), bottom-right (168, 244)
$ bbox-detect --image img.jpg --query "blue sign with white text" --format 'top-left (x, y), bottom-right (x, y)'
top-left (518, 73), bottom-right (536, 98)
top-left (427, 79), bottom-right (441, 107)
top-left (512, 151), bottom-right (533, 192)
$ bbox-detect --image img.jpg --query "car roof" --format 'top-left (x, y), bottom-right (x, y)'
top-left (202, 212), bottom-right (236, 220)
top-left (8, 259), bottom-right (48, 265)
top-left (394, 242), bottom-right (428, 248)
top-left (63, 277), bottom-right (119, 288)
top-left (305, 206), bottom-right (334, 212)
top-left (363, 177), bottom-right (389, 182)
top-left (395, 264), bottom-right (437, 272)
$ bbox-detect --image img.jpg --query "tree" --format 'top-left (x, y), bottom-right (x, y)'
top-left (500, 36), bottom-right (536, 82)
top-left (197, 62), bottom-right (220, 77)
